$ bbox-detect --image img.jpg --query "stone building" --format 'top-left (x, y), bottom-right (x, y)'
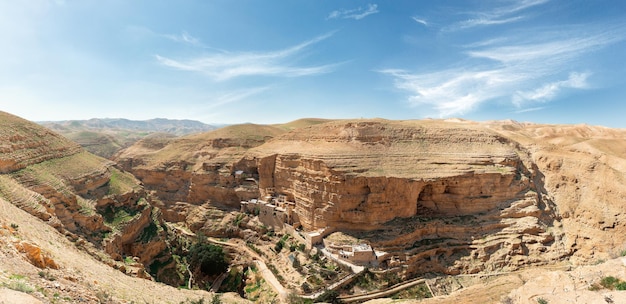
top-left (240, 196), bottom-right (297, 231)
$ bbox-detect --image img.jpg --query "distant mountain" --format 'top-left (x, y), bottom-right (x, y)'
top-left (39, 118), bottom-right (217, 136)
top-left (38, 118), bottom-right (218, 159)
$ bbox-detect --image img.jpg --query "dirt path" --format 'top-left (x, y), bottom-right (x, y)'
top-left (339, 278), bottom-right (426, 303)
top-left (207, 238), bottom-right (289, 302)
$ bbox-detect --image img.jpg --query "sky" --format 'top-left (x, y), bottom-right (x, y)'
top-left (1, 0), bottom-right (625, 127)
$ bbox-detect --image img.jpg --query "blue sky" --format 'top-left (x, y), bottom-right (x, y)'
top-left (1, 1), bottom-right (625, 127)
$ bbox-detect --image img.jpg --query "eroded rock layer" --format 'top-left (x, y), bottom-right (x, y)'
top-left (0, 111), bottom-right (169, 277)
top-left (115, 119), bottom-right (577, 275)
top-left (243, 120), bottom-right (567, 274)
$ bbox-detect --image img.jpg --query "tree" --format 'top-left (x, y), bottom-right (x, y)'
top-left (188, 243), bottom-right (228, 276)
top-left (315, 289), bottom-right (341, 304)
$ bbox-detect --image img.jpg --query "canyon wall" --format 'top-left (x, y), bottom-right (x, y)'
top-left (0, 111), bottom-right (169, 277)
top-left (114, 118), bottom-right (626, 275)
top-left (243, 120), bottom-right (567, 274)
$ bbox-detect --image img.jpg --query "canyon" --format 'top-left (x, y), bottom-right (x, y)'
top-left (2, 111), bottom-right (626, 303)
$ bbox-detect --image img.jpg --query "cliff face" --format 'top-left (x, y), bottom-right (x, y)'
top-left (490, 122), bottom-right (626, 264)
top-left (114, 124), bottom-right (286, 218)
top-left (115, 119), bottom-right (565, 274)
top-left (114, 118), bottom-right (626, 276)
top-left (243, 120), bottom-right (565, 274)
top-left (0, 111), bottom-right (169, 276)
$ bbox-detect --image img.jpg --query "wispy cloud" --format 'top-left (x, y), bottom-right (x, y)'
top-left (514, 106), bottom-right (546, 114)
top-left (163, 31), bottom-right (200, 46)
top-left (327, 4), bottom-right (379, 20)
top-left (513, 72), bottom-right (589, 105)
top-left (382, 24), bottom-right (625, 117)
top-left (446, 0), bottom-right (548, 31)
top-left (156, 32), bottom-right (338, 81)
top-left (412, 17), bottom-right (428, 26)
top-left (207, 87), bottom-right (269, 110)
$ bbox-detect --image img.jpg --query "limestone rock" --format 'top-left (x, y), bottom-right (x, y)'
top-left (13, 240), bottom-right (59, 269)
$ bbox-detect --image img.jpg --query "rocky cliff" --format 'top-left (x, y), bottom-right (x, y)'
top-left (114, 123), bottom-right (288, 224)
top-left (115, 119), bottom-right (549, 275)
top-left (242, 120), bottom-right (566, 274)
top-left (0, 111), bottom-right (169, 277)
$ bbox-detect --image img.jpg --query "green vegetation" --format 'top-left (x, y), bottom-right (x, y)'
top-left (107, 168), bottom-right (140, 195)
top-left (591, 276), bottom-right (626, 291)
top-left (38, 270), bottom-right (56, 281)
top-left (391, 283), bottom-right (432, 300)
top-left (244, 278), bottom-right (262, 294)
top-left (274, 234), bottom-right (290, 253)
top-left (211, 294), bottom-right (222, 304)
top-left (232, 213), bottom-right (245, 227)
top-left (315, 289), bottom-right (341, 304)
top-left (123, 256), bottom-right (135, 264)
top-left (601, 276), bottom-right (620, 289)
top-left (103, 207), bottom-right (135, 226)
top-left (536, 298), bottom-right (548, 304)
top-left (188, 243), bottom-right (228, 276)
top-left (267, 264), bottom-right (286, 285)
top-left (4, 275), bottom-right (34, 294)
top-left (9, 274), bottom-right (26, 280)
top-left (10, 223), bottom-right (18, 230)
top-left (288, 292), bottom-right (314, 304)
top-left (77, 197), bottom-right (96, 216)
top-left (219, 267), bottom-right (244, 292)
top-left (137, 221), bottom-right (159, 243)
top-left (100, 199), bottom-right (147, 231)
top-left (246, 242), bottom-right (266, 257)
top-left (5, 280), bottom-right (35, 293)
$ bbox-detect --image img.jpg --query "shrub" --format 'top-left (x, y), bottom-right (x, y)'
top-left (10, 223), bottom-right (18, 230)
top-left (38, 271), bottom-right (56, 281)
top-left (601, 276), bottom-right (619, 289)
top-left (210, 294), bottom-right (222, 304)
top-left (616, 281), bottom-right (626, 290)
top-left (6, 281), bottom-right (34, 293)
top-left (536, 297), bottom-right (548, 304)
top-left (188, 243), bottom-right (228, 276)
top-left (315, 289), bottom-right (341, 304)
top-left (275, 239), bottom-right (284, 253)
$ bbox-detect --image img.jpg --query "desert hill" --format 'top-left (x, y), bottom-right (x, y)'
top-left (0, 111), bottom-right (243, 303)
top-left (39, 118), bottom-right (217, 159)
top-left (3, 110), bottom-right (626, 303)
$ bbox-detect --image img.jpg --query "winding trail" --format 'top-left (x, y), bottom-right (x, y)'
top-left (339, 278), bottom-right (426, 303)
top-left (206, 237), bottom-right (289, 302)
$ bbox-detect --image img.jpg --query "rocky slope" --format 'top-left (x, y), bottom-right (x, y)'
top-left (0, 111), bottom-right (171, 281)
top-left (0, 195), bottom-right (248, 303)
top-left (7, 109), bottom-right (626, 302)
top-left (488, 121), bottom-right (626, 265)
top-left (117, 118), bottom-right (626, 279)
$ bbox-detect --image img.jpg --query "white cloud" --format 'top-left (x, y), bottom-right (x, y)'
top-left (382, 25), bottom-right (624, 117)
top-left (163, 31), bottom-right (200, 46)
top-left (457, 16), bottom-right (524, 28)
top-left (327, 4), bottom-right (379, 20)
top-left (200, 87), bottom-right (269, 111)
top-left (381, 68), bottom-right (515, 116)
top-left (446, 0), bottom-right (548, 31)
top-left (412, 17), bottom-right (428, 26)
top-left (156, 32), bottom-right (338, 81)
top-left (513, 72), bottom-right (590, 105)
top-left (514, 106), bottom-right (546, 114)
